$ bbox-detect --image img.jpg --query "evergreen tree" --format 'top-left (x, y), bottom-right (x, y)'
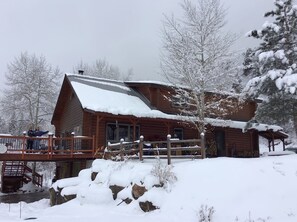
top-left (243, 0), bottom-right (297, 135)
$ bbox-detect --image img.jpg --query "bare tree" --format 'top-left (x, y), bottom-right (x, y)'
top-left (74, 58), bottom-right (134, 81)
top-left (161, 0), bottom-right (239, 134)
top-left (0, 117), bottom-right (8, 134)
top-left (0, 52), bottom-right (61, 134)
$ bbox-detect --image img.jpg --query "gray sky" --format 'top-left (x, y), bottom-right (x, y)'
top-left (0, 0), bottom-right (274, 88)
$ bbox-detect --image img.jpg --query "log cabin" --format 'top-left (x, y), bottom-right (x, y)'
top-left (51, 73), bottom-right (287, 177)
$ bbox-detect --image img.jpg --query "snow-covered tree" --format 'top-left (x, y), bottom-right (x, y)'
top-left (243, 0), bottom-right (297, 134)
top-left (74, 59), bottom-right (133, 81)
top-left (0, 117), bottom-right (8, 134)
top-left (0, 52), bottom-right (61, 134)
top-left (161, 0), bottom-right (240, 134)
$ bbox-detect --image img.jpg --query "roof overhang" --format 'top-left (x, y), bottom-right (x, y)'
top-left (259, 130), bottom-right (288, 140)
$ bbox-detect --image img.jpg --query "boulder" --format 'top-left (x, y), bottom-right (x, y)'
top-left (109, 185), bottom-right (124, 200)
top-left (139, 201), bottom-right (159, 212)
top-left (49, 187), bottom-right (57, 206)
top-left (132, 184), bottom-right (147, 200)
top-left (49, 187), bottom-right (76, 206)
top-left (91, 172), bottom-right (98, 181)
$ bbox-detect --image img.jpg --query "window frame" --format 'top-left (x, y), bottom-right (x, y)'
top-left (106, 122), bottom-right (140, 144)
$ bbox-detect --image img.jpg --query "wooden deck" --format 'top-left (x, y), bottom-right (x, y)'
top-left (0, 134), bottom-right (97, 162)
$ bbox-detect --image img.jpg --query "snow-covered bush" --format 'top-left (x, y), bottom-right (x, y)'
top-left (150, 159), bottom-right (177, 189)
top-left (198, 205), bottom-right (215, 222)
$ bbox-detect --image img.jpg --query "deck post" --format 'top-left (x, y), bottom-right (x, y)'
top-left (272, 133), bottom-right (275, 152)
top-left (167, 134), bottom-right (171, 165)
top-left (139, 136), bottom-right (144, 161)
top-left (48, 133), bottom-right (53, 159)
top-left (71, 132), bottom-right (75, 158)
top-left (92, 135), bottom-right (96, 156)
top-left (120, 138), bottom-right (124, 161)
top-left (22, 132), bottom-right (26, 159)
top-left (200, 132), bottom-right (205, 159)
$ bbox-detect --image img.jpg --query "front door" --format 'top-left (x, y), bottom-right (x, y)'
top-left (215, 131), bottom-right (225, 157)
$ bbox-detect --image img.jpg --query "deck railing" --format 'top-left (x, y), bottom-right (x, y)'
top-left (105, 134), bottom-right (206, 164)
top-left (0, 134), bottom-right (95, 159)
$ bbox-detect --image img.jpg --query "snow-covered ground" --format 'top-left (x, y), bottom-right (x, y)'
top-left (1, 152), bottom-right (297, 222)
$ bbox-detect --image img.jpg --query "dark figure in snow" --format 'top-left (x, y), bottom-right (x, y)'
top-left (33, 127), bottom-right (49, 149)
top-left (27, 127), bottom-right (35, 151)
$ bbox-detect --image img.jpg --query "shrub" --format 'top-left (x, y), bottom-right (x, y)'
top-left (150, 159), bottom-right (177, 189)
top-left (198, 204), bottom-right (215, 222)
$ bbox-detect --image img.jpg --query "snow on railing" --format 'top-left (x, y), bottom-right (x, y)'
top-left (105, 134), bottom-right (205, 164)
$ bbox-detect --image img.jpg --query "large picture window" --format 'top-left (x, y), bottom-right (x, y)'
top-left (106, 123), bottom-right (140, 144)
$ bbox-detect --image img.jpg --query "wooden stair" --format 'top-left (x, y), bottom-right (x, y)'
top-left (1, 161), bottom-right (43, 193)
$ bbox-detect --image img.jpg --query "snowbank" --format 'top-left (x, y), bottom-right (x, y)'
top-left (2, 156), bottom-right (297, 221)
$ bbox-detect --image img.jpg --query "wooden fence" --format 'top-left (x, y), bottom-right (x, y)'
top-left (105, 134), bottom-right (205, 164)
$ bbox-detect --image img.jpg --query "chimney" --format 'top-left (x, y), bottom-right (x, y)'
top-left (78, 70), bottom-right (84, 75)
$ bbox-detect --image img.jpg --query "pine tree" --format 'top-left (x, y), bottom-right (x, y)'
top-left (243, 0), bottom-right (297, 135)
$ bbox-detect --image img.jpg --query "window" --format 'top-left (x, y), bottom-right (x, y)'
top-left (107, 124), bottom-right (117, 141)
top-left (173, 128), bottom-right (183, 140)
top-left (106, 123), bottom-right (140, 144)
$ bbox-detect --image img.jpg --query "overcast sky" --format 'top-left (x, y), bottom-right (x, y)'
top-left (0, 0), bottom-right (274, 89)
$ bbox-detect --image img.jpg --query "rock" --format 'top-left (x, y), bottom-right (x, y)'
top-left (123, 197), bottom-right (132, 204)
top-left (49, 187), bottom-right (76, 206)
top-left (132, 184), bottom-right (147, 200)
top-left (139, 201), bottom-right (159, 212)
top-left (64, 194), bottom-right (76, 202)
top-left (91, 172), bottom-right (98, 181)
top-left (49, 187), bottom-right (57, 206)
top-left (109, 185), bottom-right (124, 200)
top-left (117, 197), bottom-right (133, 206)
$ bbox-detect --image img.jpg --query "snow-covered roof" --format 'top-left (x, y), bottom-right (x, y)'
top-left (126, 80), bottom-right (241, 97)
top-left (205, 118), bottom-right (286, 135)
top-left (66, 74), bottom-right (286, 135)
top-left (67, 74), bottom-right (169, 118)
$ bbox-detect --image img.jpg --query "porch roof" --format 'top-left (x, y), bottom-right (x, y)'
top-left (259, 130), bottom-right (288, 140)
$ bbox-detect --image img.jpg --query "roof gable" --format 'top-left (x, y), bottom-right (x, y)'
top-left (65, 74), bottom-right (167, 118)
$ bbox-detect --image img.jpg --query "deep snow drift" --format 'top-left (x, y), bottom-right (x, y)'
top-left (1, 154), bottom-right (297, 222)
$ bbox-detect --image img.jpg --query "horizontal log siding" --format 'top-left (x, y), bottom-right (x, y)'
top-left (59, 93), bottom-right (83, 135)
top-left (139, 120), bottom-right (170, 141)
top-left (225, 128), bottom-right (253, 156)
top-left (225, 101), bottom-right (257, 122)
top-left (97, 118), bottom-right (106, 148)
top-left (183, 127), bottom-right (199, 139)
top-left (80, 112), bottom-right (258, 157)
top-left (133, 86), bottom-right (180, 115)
top-left (82, 112), bottom-right (90, 136)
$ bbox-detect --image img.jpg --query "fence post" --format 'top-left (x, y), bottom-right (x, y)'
top-left (167, 134), bottom-right (171, 165)
top-left (139, 135), bottom-right (144, 161)
top-left (200, 132), bottom-right (205, 159)
top-left (120, 138), bottom-right (124, 161)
